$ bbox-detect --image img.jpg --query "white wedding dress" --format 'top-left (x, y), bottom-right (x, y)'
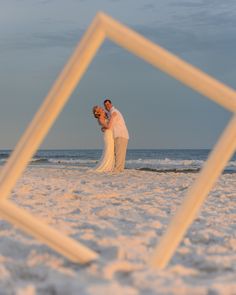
top-left (94, 129), bottom-right (114, 172)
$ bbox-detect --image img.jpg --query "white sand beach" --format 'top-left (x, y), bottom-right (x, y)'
top-left (0, 165), bottom-right (235, 294)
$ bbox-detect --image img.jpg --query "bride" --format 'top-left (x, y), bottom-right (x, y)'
top-left (92, 106), bottom-right (114, 172)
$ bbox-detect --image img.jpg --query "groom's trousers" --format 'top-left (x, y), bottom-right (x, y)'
top-left (114, 137), bottom-right (128, 172)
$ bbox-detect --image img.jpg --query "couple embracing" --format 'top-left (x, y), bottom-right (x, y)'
top-left (92, 99), bottom-right (129, 173)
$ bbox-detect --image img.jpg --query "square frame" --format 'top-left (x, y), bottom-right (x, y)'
top-left (0, 12), bottom-right (236, 268)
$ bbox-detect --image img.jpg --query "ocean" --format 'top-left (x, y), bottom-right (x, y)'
top-left (0, 149), bottom-right (236, 173)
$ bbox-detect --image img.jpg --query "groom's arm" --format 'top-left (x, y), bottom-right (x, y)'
top-left (99, 117), bottom-right (109, 132)
top-left (106, 112), bottom-right (117, 129)
top-left (101, 112), bottom-right (117, 131)
top-left (99, 118), bottom-right (108, 129)
top-left (100, 112), bottom-right (117, 131)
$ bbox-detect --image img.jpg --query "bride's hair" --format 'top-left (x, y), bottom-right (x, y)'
top-left (92, 106), bottom-right (99, 118)
top-left (92, 105), bottom-right (103, 119)
top-left (92, 106), bottom-right (109, 120)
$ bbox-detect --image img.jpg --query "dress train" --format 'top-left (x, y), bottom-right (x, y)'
top-left (95, 129), bottom-right (114, 172)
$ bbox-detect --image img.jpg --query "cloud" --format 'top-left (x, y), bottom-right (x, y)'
top-left (141, 3), bottom-right (156, 11)
top-left (129, 0), bottom-right (236, 55)
top-left (168, 0), bottom-right (236, 30)
top-left (1, 0), bottom-right (236, 64)
top-left (32, 29), bottom-right (84, 48)
top-left (0, 27), bottom-right (84, 53)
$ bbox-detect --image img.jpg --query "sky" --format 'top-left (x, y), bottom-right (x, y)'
top-left (0, 0), bottom-right (236, 149)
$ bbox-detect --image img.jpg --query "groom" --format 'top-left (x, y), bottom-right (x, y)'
top-left (103, 99), bottom-right (129, 173)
